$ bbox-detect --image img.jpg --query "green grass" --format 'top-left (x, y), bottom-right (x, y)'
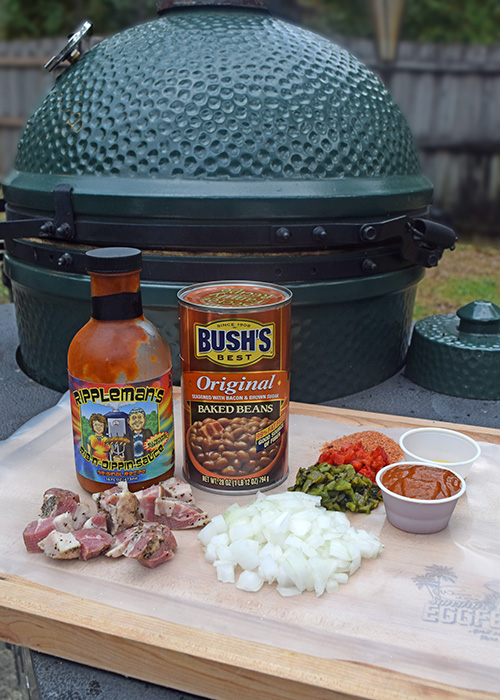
top-left (413, 243), bottom-right (500, 320)
top-left (414, 278), bottom-right (500, 319)
top-left (0, 283), bottom-right (10, 303)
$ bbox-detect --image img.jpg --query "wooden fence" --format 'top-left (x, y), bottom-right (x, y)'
top-left (340, 37), bottom-right (500, 236)
top-left (1, 34), bottom-right (499, 235)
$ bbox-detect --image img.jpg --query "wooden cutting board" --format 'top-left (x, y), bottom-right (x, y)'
top-left (1, 394), bottom-right (499, 700)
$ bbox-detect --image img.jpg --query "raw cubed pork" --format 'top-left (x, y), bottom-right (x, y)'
top-left (39, 488), bottom-right (81, 518)
top-left (38, 529), bottom-right (113, 560)
top-left (154, 498), bottom-right (210, 529)
top-left (23, 504), bottom-right (91, 553)
top-left (106, 523), bottom-right (177, 568)
top-left (93, 481), bottom-right (140, 535)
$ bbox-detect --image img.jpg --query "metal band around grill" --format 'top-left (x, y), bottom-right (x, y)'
top-left (2, 210), bottom-right (456, 269)
top-left (3, 204), bottom-right (428, 247)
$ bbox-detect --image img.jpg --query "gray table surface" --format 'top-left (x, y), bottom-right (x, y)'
top-left (2, 302), bottom-right (499, 699)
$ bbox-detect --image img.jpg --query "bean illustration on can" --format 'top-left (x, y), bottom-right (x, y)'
top-left (178, 281), bottom-right (292, 493)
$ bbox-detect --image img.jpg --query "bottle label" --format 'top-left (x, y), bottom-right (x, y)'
top-left (69, 371), bottom-right (174, 486)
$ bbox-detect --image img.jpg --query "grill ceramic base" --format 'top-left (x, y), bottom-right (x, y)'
top-left (5, 254), bottom-right (423, 403)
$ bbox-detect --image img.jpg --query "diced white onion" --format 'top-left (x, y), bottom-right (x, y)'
top-left (210, 532), bottom-right (229, 547)
top-left (258, 555), bottom-right (279, 581)
top-left (204, 541), bottom-right (217, 563)
top-left (198, 491), bottom-right (383, 598)
top-left (215, 561), bottom-right (235, 583)
top-left (228, 520), bottom-right (256, 541)
top-left (237, 570), bottom-right (264, 592)
top-left (215, 543), bottom-right (232, 562)
top-left (326, 579), bottom-right (340, 594)
top-left (276, 585), bottom-right (302, 597)
top-left (228, 539), bottom-right (260, 571)
top-left (198, 520), bottom-right (225, 546)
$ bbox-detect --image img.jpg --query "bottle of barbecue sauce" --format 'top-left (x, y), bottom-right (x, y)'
top-left (67, 247), bottom-right (175, 493)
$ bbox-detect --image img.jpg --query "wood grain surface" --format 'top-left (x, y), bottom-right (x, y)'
top-left (0, 572), bottom-right (497, 700)
top-left (290, 401), bottom-right (500, 445)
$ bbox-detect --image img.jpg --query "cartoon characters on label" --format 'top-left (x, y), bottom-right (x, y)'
top-left (68, 369), bottom-right (175, 486)
top-left (125, 407), bottom-right (153, 460)
top-left (83, 404), bottom-right (167, 468)
top-left (87, 413), bottom-right (112, 460)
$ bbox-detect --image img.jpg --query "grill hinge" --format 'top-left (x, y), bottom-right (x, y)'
top-left (39, 184), bottom-right (76, 239)
top-left (1, 184), bottom-right (76, 241)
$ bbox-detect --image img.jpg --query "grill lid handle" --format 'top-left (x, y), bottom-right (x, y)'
top-left (44, 21), bottom-right (93, 72)
top-left (457, 300), bottom-right (500, 335)
top-left (402, 218), bottom-right (457, 268)
top-left (406, 218), bottom-right (457, 251)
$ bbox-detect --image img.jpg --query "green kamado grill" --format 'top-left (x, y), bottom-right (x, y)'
top-left (1, 0), bottom-right (456, 402)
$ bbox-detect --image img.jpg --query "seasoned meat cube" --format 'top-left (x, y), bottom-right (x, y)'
top-left (160, 477), bottom-right (194, 503)
top-left (73, 529), bottom-right (113, 560)
top-left (82, 512), bottom-right (109, 532)
top-left (93, 481), bottom-right (140, 535)
top-left (154, 498), bottom-right (210, 529)
top-left (38, 531), bottom-right (81, 559)
top-left (23, 504), bottom-right (91, 553)
top-left (40, 488), bottom-right (81, 518)
top-left (136, 484), bottom-right (166, 522)
top-left (38, 529), bottom-right (113, 560)
top-left (106, 523), bottom-right (177, 568)
top-left (24, 515), bottom-right (72, 553)
top-left (105, 528), bottom-right (139, 558)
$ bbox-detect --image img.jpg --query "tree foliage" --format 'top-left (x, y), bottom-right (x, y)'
top-left (291, 0), bottom-right (500, 44)
top-left (403, 0), bottom-right (500, 44)
top-left (0, 0), bottom-right (499, 44)
top-left (0, 0), bottom-right (157, 40)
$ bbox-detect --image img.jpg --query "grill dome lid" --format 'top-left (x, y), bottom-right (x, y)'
top-left (5, 0), bottom-right (432, 221)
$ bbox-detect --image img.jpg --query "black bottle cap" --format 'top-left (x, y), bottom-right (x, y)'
top-left (86, 247), bottom-right (142, 273)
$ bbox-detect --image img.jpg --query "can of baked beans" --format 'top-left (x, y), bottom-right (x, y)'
top-left (178, 280), bottom-right (292, 494)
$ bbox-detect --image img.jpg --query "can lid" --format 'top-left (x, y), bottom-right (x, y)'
top-left (178, 280), bottom-right (292, 309)
top-left (86, 247), bottom-right (142, 273)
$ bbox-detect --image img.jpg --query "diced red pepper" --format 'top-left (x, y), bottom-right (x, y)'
top-left (318, 439), bottom-right (392, 484)
top-left (372, 445), bottom-right (390, 462)
top-left (358, 465), bottom-right (376, 481)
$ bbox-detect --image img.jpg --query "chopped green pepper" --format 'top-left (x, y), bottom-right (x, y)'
top-left (288, 462), bottom-right (382, 514)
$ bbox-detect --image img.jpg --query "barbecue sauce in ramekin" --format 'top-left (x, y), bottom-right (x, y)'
top-left (381, 464), bottom-right (462, 500)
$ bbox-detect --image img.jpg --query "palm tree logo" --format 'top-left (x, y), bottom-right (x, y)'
top-left (413, 565), bottom-right (500, 632)
top-left (413, 565), bottom-right (457, 603)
